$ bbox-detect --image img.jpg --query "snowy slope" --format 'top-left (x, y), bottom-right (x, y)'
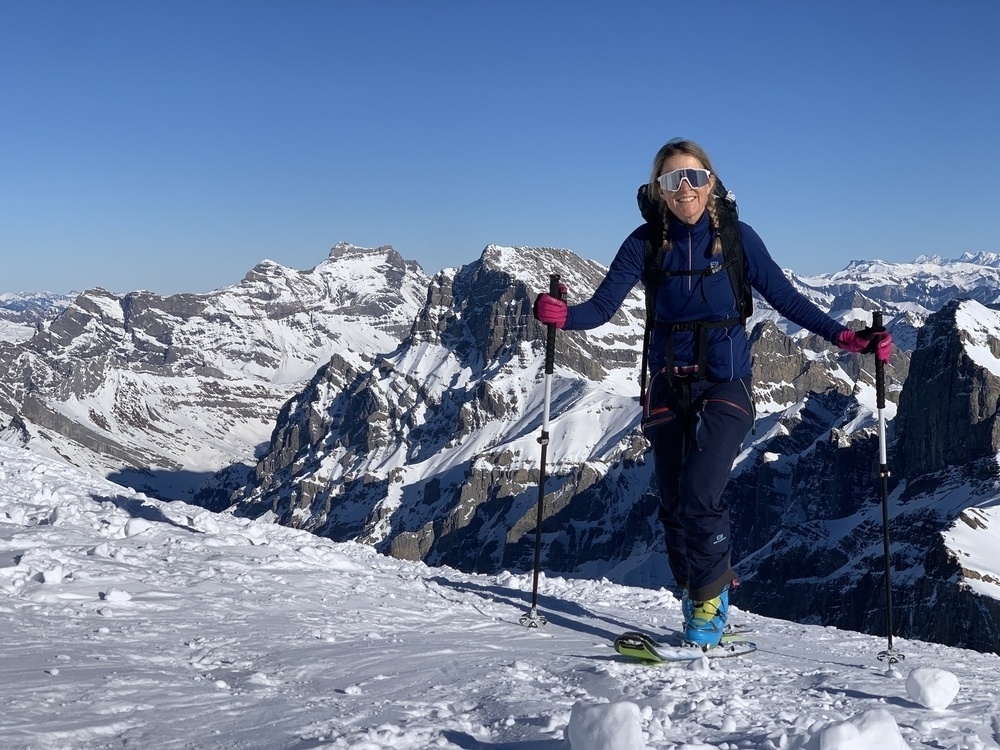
top-left (2, 443), bottom-right (999, 750)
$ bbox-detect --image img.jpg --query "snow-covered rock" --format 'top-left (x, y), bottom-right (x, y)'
top-left (814, 708), bottom-right (909, 749)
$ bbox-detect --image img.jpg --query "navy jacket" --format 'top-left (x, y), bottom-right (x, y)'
top-left (564, 212), bottom-right (848, 381)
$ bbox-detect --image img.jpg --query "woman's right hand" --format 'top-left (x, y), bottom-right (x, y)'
top-left (533, 292), bottom-right (568, 329)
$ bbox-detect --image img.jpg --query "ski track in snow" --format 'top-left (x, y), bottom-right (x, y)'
top-left (1, 444), bottom-right (999, 749)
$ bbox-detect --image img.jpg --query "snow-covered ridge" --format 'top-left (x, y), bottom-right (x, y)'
top-left (954, 300), bottom-right (1000, 378)
top-left (796, 254), bottom-right (1000, 299)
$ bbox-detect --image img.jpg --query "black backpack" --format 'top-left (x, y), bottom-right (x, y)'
top-left (636, 178), bottom-right (753, 403)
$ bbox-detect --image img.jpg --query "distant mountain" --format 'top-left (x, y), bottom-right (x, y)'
top-left (4, 245), bottom-right (1000, 652)
top-left (0, 244), bottom-right (428, 503)
top-left (0, 291), bottom-right (76, 343)
top-left (790, 252), bottom-right (1000, 314)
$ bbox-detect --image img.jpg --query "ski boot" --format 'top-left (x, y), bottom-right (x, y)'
top-left (683, 586), bottom-right (730, 649)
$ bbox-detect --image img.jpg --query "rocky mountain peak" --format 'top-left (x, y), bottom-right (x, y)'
top-left (956, 251), bottom-right (1000, 268)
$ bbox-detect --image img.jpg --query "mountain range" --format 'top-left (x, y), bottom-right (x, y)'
top-left (0, 290), bottom-right (75, 343)
top-left (2, 245), bottom-right (999, 654)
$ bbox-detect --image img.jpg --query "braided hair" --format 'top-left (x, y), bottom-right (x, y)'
top-left (647, 138), bottom-right (723, 256)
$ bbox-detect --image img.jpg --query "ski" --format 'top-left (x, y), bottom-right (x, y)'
top-left (658, 621), bottom-right (752, 643)
top-left (613, 630), bottom-right (756, 664)
top-left (721, 622), bottom-right (753, 636)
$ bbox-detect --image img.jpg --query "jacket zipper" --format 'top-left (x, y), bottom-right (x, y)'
top-left (686, 228), bottom-right (693, 292)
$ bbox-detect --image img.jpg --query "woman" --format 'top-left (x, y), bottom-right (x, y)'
top-left (533, 138), bottom-right (891, 648)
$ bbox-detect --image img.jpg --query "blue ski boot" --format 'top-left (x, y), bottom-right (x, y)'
top-left (680, 590), bottom-right (695, 629)
top-left (683, 587), bottom-right (729, 649)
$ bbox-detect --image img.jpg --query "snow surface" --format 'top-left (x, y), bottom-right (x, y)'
top-left (0, 321), bottom-right (34, 342)
top-left (954, 302), bottom-right (1000, 378)
top-left (2, 443), bottom-right (1000, 749)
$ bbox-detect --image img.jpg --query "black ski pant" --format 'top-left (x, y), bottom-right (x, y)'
top-left (643, 370), bottom-right (754, 603)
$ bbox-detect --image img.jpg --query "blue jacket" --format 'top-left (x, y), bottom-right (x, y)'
top-left (564, 212), bottom-right (848, 381)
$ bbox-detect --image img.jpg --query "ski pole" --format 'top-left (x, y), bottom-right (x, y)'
top-left (872, 311), bottom-right (904, 666)
top-left (520, 274), bottom-right (561, 628)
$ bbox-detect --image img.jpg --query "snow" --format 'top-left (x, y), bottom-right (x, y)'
top-left (941, 505), bottom-right (1000, 600)
top-left (568, 701), bottom-right (645, 749)
top-left (955, 301), bottom-right (1000, 378)
top-left (2, 443), bottom-right (1000, 749)
top-left (906, 667), bottom-right (961, 710)
top-left (0, 320), bottom-right (35, 342)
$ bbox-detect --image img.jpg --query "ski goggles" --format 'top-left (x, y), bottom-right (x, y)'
top-left (657, 168), bottom-right (712, 192)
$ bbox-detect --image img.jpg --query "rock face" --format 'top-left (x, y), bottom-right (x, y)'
top-left (897, 301), bottom-right (1000, 476)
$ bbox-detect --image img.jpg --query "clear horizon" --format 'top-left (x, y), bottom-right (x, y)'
top-left (2, 1), bottom-right (998, 295)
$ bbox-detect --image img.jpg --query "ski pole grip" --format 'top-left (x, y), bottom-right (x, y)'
top-left (548, 274), bottom-right (563, 299)
top-left (544, 274), bottom-right (560, 375)
top-left (873, 310), bottom-right (886, 409)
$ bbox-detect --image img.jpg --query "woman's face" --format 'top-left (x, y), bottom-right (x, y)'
top-left (658, 153), bottom-right (715, 225)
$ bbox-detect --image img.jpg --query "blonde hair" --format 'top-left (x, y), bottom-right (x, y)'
top-left (647, 138), bottom-right (723, 255)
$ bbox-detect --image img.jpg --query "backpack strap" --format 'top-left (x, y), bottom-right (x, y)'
top-left (639, 233), bottom-right (667, 406)
top-left (713, 186), bottom-right (752, 324)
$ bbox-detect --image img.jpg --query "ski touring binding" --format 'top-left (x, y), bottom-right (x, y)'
top-left (614, 630), bottom-right (756, 664)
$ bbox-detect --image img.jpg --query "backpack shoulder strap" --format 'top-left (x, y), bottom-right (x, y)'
top-left (712, 179), bottom-right (752, 324)
top-left (637, 184), bottom-right (665, 405)
top-left (636, 184), bottom-right (667, 315)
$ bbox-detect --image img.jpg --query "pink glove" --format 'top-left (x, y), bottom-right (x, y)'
top-left (836, 328), bottom-right (892, 364)
top-left (533, 292), bottom-right (568, 329)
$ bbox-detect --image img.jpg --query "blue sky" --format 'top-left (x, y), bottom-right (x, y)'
top-left (2, 1), bottom-right (998, 295)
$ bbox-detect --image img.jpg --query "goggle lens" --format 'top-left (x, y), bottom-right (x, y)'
top-left (657, 168), bottom-right (712, 192)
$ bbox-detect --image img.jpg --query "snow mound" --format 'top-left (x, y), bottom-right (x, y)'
top-left (814, 708), bottom-right (908, 749)
top-left (568, 700), bottom-right (645, 750)
top-left (906, 666), bottom-right (961, 710)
